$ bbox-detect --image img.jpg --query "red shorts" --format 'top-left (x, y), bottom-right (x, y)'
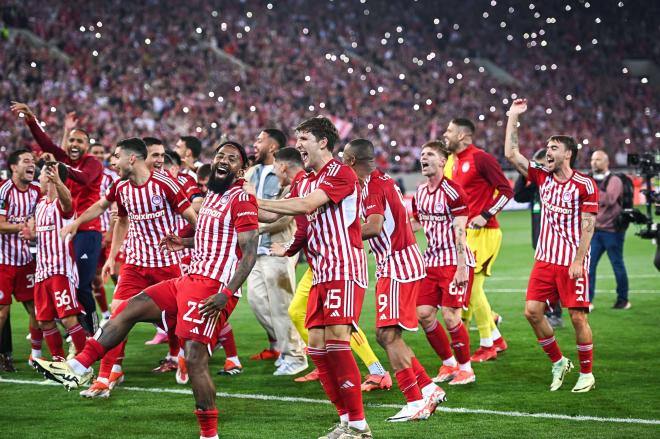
top-left (417, 265), bottom-right (474, 309)
top-left (526, 260), bottom-right (590, 309)
top-left (375, 278), bottom-right (419, 331)
top-left (34, 275), bottom-right (81, 321)
top-left (0, 261), bottom-right (36, 305)
top-left (144, 274), bottom-right (239, 354)
top-left (305, 280), bottom-right (365, 330)
top-left (113, 263), bottom-right (181, 301)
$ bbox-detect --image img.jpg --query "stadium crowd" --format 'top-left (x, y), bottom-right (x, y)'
top-left (1, 0), bottom-right (658, 172)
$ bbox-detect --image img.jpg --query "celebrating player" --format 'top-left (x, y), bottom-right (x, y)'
top-left (444, 118), bottom-right (511, 362)
top-left (0, 149), bottom-right (41, 364)
top-left (412, 141), bottom-right (476, 385)
top-left (33, 160), bottom-right (87, 359)
top-left (35, 141), bottom-right (258, 439)
top-left (256, 117), bottom-right (371, 439)
top-left (505, 98), bottom-right (597, 392)
top-left (343, 138), bottom-right (446, 422)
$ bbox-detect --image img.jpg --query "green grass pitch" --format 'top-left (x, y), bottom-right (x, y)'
top-left (1, 210), bottom-right (659, 438)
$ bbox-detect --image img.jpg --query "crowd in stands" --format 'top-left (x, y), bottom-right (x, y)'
top-left (1, 0), bottom-right (657, 172)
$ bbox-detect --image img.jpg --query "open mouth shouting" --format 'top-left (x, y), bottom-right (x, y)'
top-left (25, 166), bottom-right (35, 180)
top-left (68, 146), bottom-right (81, 160)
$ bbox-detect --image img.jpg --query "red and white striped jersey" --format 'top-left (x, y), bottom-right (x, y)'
top-left (361, 169), bottom-right (425, 282)
top-left (174, 172), bottom-right (203, 260)
top-left (188, 180), bottom-right (258, 283)
top-left (412, 178), bottom-right (475, 267)
top-left (34, 198), bottom-right (78, 284)
top-left (0, 179), bottom-right (40, 266)
top-left (290, 159), bottom-right (368, 287)
top-left (527, 163), bottom-right (599, 266)
top-left (100, 167), bottom-right (119, 232)
top-left (105, 171), bottom-right (191, 268)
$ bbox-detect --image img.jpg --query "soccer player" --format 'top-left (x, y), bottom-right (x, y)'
top-left (197, 164), bottom-right (211, 195)
top-left (89, 143), bottom-right (118, 321)
top-left (12, 103), bottom-right (104, 334)
top-left (59, 138), bottom-right (197, 397)
top-left (342, 139), bottom-right (446, 422)
top-left (255, 117), bottom-right (371, 439)
top-left (444, 118), bottom-right (511, 362)
top-left (175, 135), bottom-right (203, 180)
top-left (35, 141), bottom-right (258, 439)
top-left (33, 160), bottom-right (88, 359)
top-left (504, 98), bottom-right (597, 392)
top-left (412, 141), bottom-right (476, 385)
top-left (0, 149), bottom-right (41, 364)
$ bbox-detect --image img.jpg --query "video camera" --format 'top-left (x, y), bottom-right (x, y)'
top-left (624, 151), bottom-right (659, 241)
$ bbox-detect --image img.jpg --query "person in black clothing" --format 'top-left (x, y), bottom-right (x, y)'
top-left (513, 149), bottom-right (563, 328)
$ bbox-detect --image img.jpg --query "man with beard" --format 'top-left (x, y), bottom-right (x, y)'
top-left (443, 118), bottom-right (511, 363)
top-left (56, 138), bottom-right (197, 398)
top-left (12, 103), bottom-right (104, 334)
top-left (246, 129), bottom-right (307, 376)
top-left (35, 141), bottom-right (258, 439)
top-left (505, 98), bottom-right (597, 393)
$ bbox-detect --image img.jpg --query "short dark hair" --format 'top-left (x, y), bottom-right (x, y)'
top-left (41, 162), bottom-right (69, 183)
top-left (274, 147), bottom-right (304, 168)
top-left (117, 137), bottom-right (148, 160)
top-left (197, 164), bottom-right (212, 180)
top-left (263, 129), bottom-right (287, 150)
top-left (216, 141), bottom-right (249, 169)
top-left (8, 148), bottom-right (33, 168)
top-left (180, 136), bottom-right (202, 158)
top-left (422, 140), bottom-right (450, 159)
top-left (548, 135), bottom-right (578, 168)
top-left (164, 149), bottom-right (182, 167)
top-left (69, 128), bottom-right (90, 142)
top-left (90, 143), bottom-right (106, 151)
top-left (143, 137), bottom-right (164, 147)
top-left (295, 116), bottom-right (340, 151)
top-left (451, 118), bottom-right (476, 135)
top-left (346, 138), bottom-right (375, 162)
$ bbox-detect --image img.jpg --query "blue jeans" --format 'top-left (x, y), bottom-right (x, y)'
top-left (74, 231), bottom-right (102, 333)
top-left (588, 230), bottom-right (628, 302)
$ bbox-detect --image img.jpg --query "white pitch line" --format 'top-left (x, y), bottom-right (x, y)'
top-left (487, 289), bottom-right (659, 294)
top-left (490, 274), bottom-right (659, 281)
top-left (1, 377), bottom-right (659, 426)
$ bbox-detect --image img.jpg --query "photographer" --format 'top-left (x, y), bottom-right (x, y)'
top-left (588, 151), bottom-right (630, 310)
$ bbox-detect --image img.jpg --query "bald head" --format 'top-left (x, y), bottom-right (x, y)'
top-left (591, 150), bottom-right (609, 173)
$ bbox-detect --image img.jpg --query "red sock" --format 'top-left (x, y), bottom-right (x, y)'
top-left (410, 357), bottom-right (433, 389)
top-left (448, 321), bottom-right (471, 365)
top-left (423, 320), bottom-right (453, 361)
top-left (538, 336), bottom-right (563, 363)
top-left (93, 276), bottom-right (109, 313)
top-left (219, 323), bottom-right (237, 358)
top-left (29, 326), bottom-right (43, 351)
top-left (43, 327), bottom-right (65, 359)
top-left (75, 338), bottom-right (108, 369)
top-left (194, 408), bottom-right (218, 438)
top-left (67, 323), bottom-right (87, 354)
top-left (395, 368), bottom-right (423, 403)
top-left (326, 339), bottom-right (364, 422)
top-left (98, 339), bottom-right (127, 379)
top-left (577, 342), bottom-right (593, 373)
top-left (308, 346), bottom-right (346, 416)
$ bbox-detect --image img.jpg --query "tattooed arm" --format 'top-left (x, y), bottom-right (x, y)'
top-left (569, 212), bottom-right (596, 279)
top-left (451, 215), bottom-right (469, 288)
top-left (505, 99), bottom-right (530, 178)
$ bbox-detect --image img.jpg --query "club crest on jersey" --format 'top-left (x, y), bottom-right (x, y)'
top-left (220, 194), bottom-right (230, 204)
top-left (562, 192), bottom-right (573, 202)
top-left (151, 195), bottom-right (163, 206)
top-left (461, 162), bottom-right (470, 173)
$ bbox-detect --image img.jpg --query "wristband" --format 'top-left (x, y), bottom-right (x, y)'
top-left (479, 210), bottom-right (493, 220)
top-left (221, 287), bottom-right (234, 298)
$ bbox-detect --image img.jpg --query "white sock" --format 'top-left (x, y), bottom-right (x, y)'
top-left (442, 356), bottom-right (458, 367)
top-left (491, 328), bottom-right (502, 340)
top-left (367, 361), bottom-right (386, 376)
top-left (228, 356), bottom-right (241, 366)
top-left (553, 357), bottom-right (565, 366)
top-left (409, 399), bottom-right (425, 408)
top-left (421, 383), bottom-right (438, 398)
top-left (339, 413), bottom-right (349, 425)
top-left (67, 359), bottom-right (89, 375)
top-left (178, 347), bottom-right (185, 357)
top-left (97, 377), bottom-right (109, 385)
top-left (459, 362), bottom-right (472, 372)
top-left (111, 364), bottom-right (122, 373)
top-left (31, 349), bottom-right (42, 358)
top-left (348, 419), bottom-right (367, 431)
top-left (480, 338), bottom-right (493, 348)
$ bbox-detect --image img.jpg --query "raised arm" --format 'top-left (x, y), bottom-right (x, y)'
top-left (10, 101), bottom-right (68, 162)
top-left (505, 99), bottom-right (530, 178)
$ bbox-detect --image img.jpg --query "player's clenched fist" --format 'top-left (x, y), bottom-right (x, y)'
top-left (508, 98), bottom-right (528, 115)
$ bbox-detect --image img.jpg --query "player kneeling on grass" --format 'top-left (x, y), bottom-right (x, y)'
top-left (505, 99), bottom-right (597, 393)
top-left (343, 139), bottom-right (446, 423)
top-left (34, 141), bottom-right (258, 439)
top-left (32, 159), bottom-right (88, 360)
